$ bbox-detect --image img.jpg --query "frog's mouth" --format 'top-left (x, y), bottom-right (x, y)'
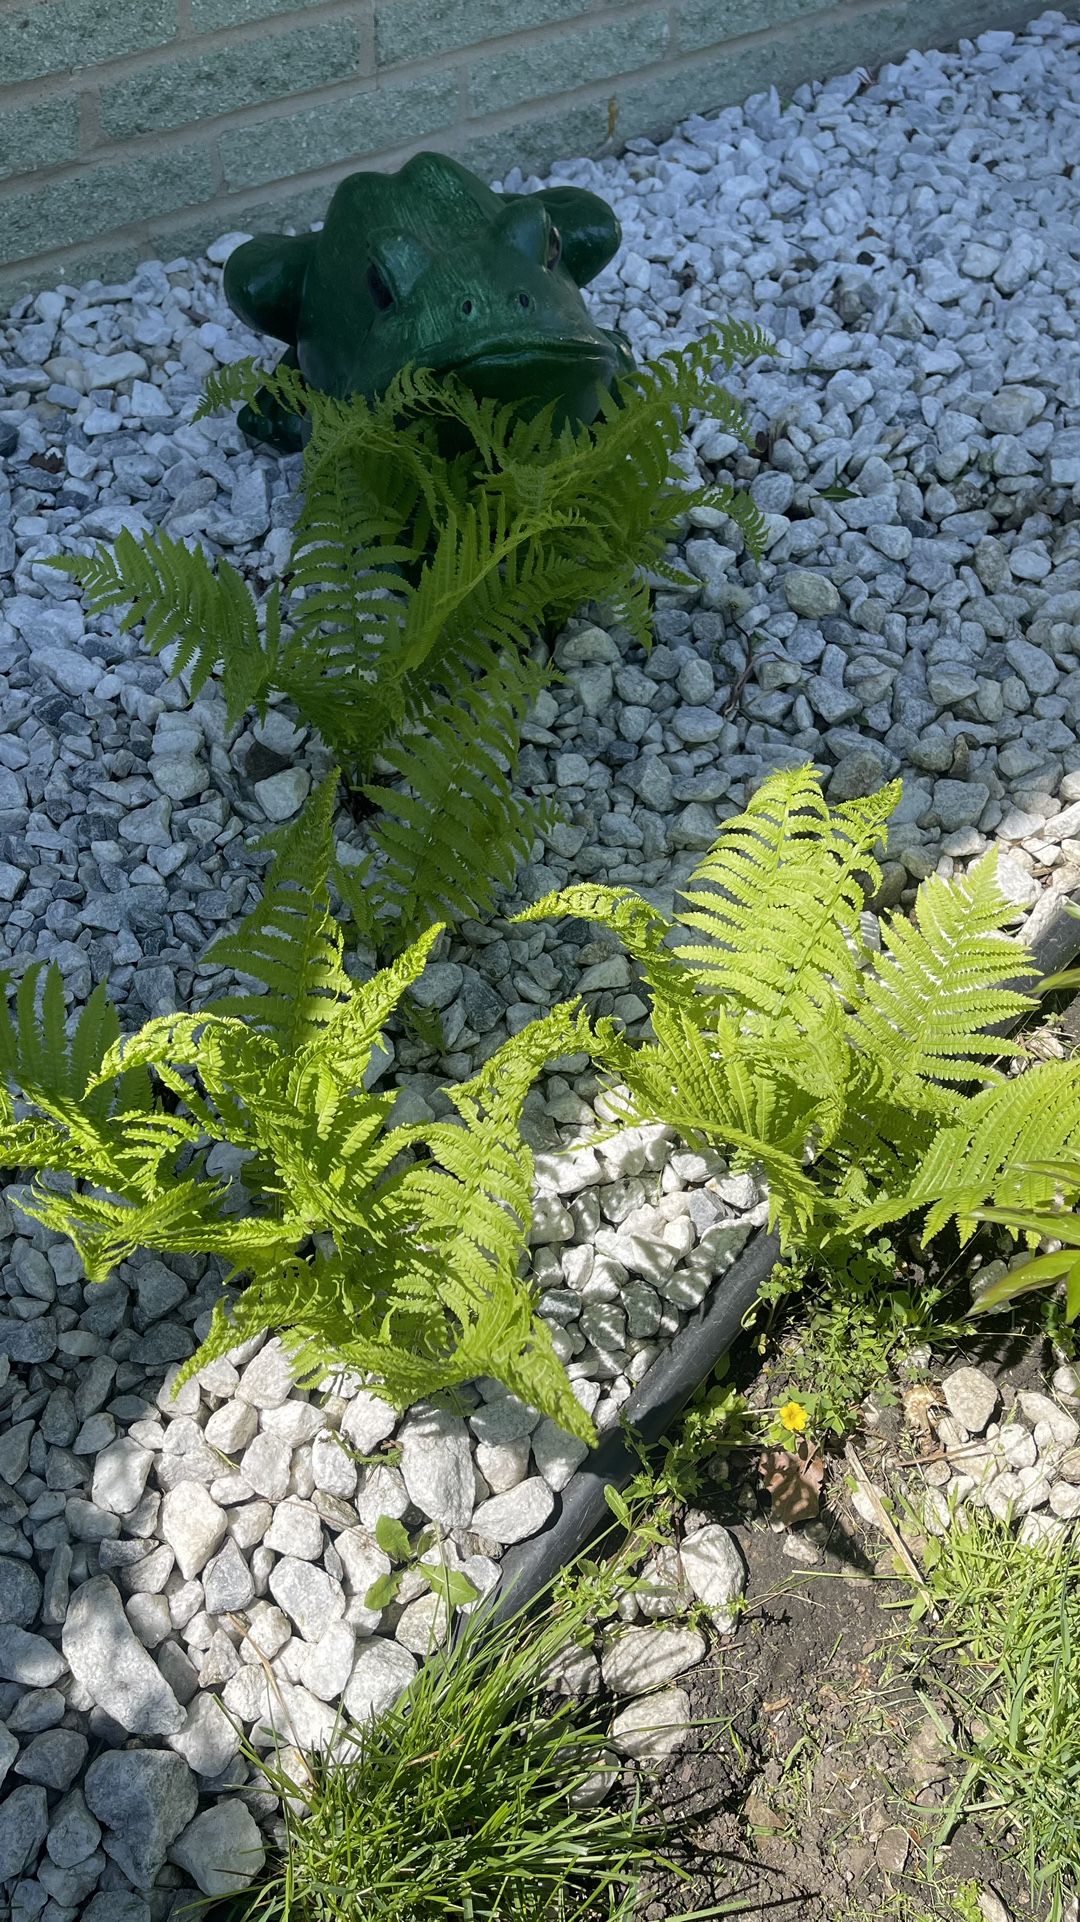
top-left (433, 336), bottom-right (617, 412)
top-left (429, 335), bottom-right (614, 382)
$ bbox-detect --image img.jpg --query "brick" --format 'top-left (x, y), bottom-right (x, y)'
top-left (0, 238), bottom-right (144, 311)
top-left (155, 188), bottom-right (328, 260)
top-left (457, 100), bottom-right (608, 187)
top-left (219, 73), bottom-right (459, 192)
top-left (470, 12), bottom-right (667, 119)
top-left (100, 19), bottom-right (361, 138)
top-left (375, 0), bottom-right (589, 69)
top-left (626, 0), bottom-right (1028, 131)
top-left (0, 97), bottom-right (80, 184)
top-left (0, 0), bottom-right (176, 88)
top-left (0, 144), bottom-right (215, 268)
top-left (0, 195), bottom-right (315, 310)
top-left (676, 0), bottom-right (827, 53)
top-left (191, 0), bottom-right (332, 26)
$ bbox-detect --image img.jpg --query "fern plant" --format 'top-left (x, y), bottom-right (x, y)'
top-left (851, 1062), bottom-right (1080, 1323)
top-left (50, 325), bottom-right (773, 952)
top-left (0, 772), bottom-right (593, 1440)
top-left (516, 767), bottom-right (1049, 1260)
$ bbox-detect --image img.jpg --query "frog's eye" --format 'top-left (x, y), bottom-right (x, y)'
top-left (545, 226), bottom-right (562, 271)
top-left (366, 262), bottom-right (395, 311)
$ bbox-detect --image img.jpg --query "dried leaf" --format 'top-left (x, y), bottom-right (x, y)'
top-left (759, 1441), bottom-right (825, 1524)
top-left (903, 1385), bottom-right (941, 1434)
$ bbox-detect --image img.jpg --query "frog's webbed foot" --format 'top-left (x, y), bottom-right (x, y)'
top-left (237, 347), bottom-right (307, 456)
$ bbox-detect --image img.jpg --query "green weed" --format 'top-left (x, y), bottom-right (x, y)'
top-left (226, 1585), bottom-right (741, 1922)
top-left (905, 1512), bottom-right (1080, 1922)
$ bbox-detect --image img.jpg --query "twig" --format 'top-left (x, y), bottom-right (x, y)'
top-left (844, 1441), bottom-right (940, 1622)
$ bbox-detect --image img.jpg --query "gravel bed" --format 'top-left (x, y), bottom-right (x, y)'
top-left (2, 8), bottom-right (1080, 1914)
top-left (902, 1362), bottom-right (1080, 1546)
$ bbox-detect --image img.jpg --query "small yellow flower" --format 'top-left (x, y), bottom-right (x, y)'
top-left (779, 1400), bottom-right (808, 1435)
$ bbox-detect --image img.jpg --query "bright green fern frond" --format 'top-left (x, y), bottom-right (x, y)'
top-left (647, 555), bottom-right (704, 592)
top-left (201, 770), bottom-right (350, 1049)
top-left (195, 354), bottom-right (316, 426)
top-left (195, 357), bottom-right (280, 420)
top-left (396, 1001), bottom-right (596, 1439)
top-left (393, 492), bottom-right (575, 682)
top-left (302, 366), bottom-right (456, 527)
top-left (849, 1059), bottom-right (1080, 1246)
top-left (673, 767), bottom-right (896, 1028)
top-left (60, 324), bottom-right (775, 947)
top-left (293, 923), bottom-right (443, 1090)
top-left (23, 1173), bottom-right (231, 1283)
top-left (364, 652), bottom-right (550, 948)
top-left (0, 965), bottom-right (146, 1127)
top-left (698, 482), bottom-right (772, 560)
top-left (851, 852), bottom-right (1038, 1101)
top-left (50, 527), bottom-right (271, 725)
top-left (705, 317), bottom-right (777, 368)
top-left (590, 1007), bottom-right (821, 1241)
top-left (691, 384), bottom-right (754, 449)
top-left (174, 1002), bottom-right (596, 1429)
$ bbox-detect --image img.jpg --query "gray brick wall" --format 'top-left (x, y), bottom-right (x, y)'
top-left (0, 0), bottom-right (1042, 305)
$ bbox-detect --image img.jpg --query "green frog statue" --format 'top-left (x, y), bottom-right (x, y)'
top-left (223, 149), bottom-right (635, 454)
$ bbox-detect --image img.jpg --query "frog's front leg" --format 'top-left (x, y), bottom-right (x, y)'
top-left (237, 346), bottom-right (307, 455)
top-left (605, 325), bottom-right (635, 377)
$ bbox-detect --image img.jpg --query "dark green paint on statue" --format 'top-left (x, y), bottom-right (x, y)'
top-left (223, 150), bottom-right (634, 453)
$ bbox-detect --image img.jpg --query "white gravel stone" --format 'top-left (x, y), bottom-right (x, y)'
top-left (338, 1390), bottom-right (398, 1453)
top-left (202, 1537), bottom-right (255, 1613)
top-left (610, 1686), bottom-right (691, 1762)
top-left (343, 1637), bottom-right (417, 1723)
top-left (167, 1692), bottom-right (242, 1777)
top-left (0, 1625), bottom-right (67, 1686)
top-left (602, 1625), bottom-right (705, 1696)
top-left (160, 1485), bottom-right (228, 1580)
top-left (290, 1620), bottom-right (357, 1700)
top-left (241, 1601), bottom-right (292, 1662)
top-left (531, 1417), bottom-right (590, 1491)
top-left (63, 1578), bottom-right (184, 1735)
top-left (203, 1400), bottom-right (258, 1453)
top-left (240, 1430), bottom-right (293, 1501)
top-left (399, 1406), bottom-right (475, 1531)
top-left (336, 1528), bottom-right (393, 1631)
top-left (679, 1525), bottom-right (745, 1631)
top-left (235, 1341), bottom-right (296, 1408)
top-left (268, 1556), bottom-right (346, 1642)
top-left (570, 1748), bottom-right (621, 1808)
top-left (355, 1464), bottom-right (410, 1530)
top-left (942, 1368), bottom-right (999, 1436)
top-left (394, 1590), bottom-right (451, 1654)
top-left (475, 1437), bottom-right (531, 1492)
top-left (1016, 1392), bottom-right (1080, 1447)
top-left (471, 1478), bottom-right (555, 1544)
top-left (312, 1430), bottom-right (358, 1498)
top-left (264, 1499), bottom-right (324, 1561)
top-left (255, 768), bottom-right (311, 820)
top-left (90, 1438), bottom-right (153, 1515)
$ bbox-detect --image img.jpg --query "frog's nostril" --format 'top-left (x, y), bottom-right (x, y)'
top-left (461, 298), bottom-right (474, 316)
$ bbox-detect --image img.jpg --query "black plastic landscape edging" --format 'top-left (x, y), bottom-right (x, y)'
top-left (486, 879), bottom-right (1080, 1627)
top-left (490, 1224), bottom-right (782, 1624)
